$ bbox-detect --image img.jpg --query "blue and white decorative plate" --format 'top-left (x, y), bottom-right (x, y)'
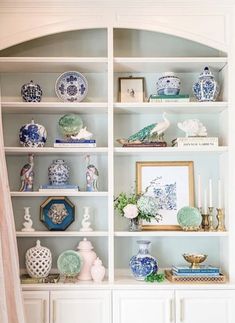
top-left (55, 71), bottom-right (88, 102)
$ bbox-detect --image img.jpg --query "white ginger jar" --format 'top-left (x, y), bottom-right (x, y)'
top-left (91, 257), bottom-right (105, 282)
top-left (77, 238), bottom-right (97, 281)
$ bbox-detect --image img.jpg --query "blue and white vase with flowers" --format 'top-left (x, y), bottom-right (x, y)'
top-left (19, 119), bottom-right (47, 147)
top-left (48, 159), bottom-right (70, 186)
top-left (193, 66), bottom-right (220, 101)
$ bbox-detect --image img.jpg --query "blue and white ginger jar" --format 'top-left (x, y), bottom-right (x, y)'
top-left (21, 80), bottom-right (42, 102)
top-left (156, 72), bottom-right (181, 95)
top-left (193, 66), bottom-right (220, 101)
top-left (48, 159), bottom-right (70, 185)
top-left (19, 119), bottom-right (47, 147)
top-left (129, 240), bottom-right (158, 281)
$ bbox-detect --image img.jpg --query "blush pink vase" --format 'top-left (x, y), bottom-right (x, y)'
top-left (77, 238), bottom-right (97, 281)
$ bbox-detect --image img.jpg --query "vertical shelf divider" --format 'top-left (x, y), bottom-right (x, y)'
top-left (107, 27), bottom-right (114, 282)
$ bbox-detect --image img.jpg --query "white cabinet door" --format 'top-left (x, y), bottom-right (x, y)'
top-left (51, 290), bottom-right (111, 323)
top-left (176, 290), bottom-right (235, 323)
top-left (113, 290), bottom-right (174, 323)
top-left (23, 291), bottom-right (49, 323)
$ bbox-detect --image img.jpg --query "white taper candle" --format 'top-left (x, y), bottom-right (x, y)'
top-left (198, 175), bottom-right (202, 208)
top-left (218, 179), bottom-right (222, 208)
top-left (204, 189), bottom-right (208, 214)
top-left (209, 179), bottom-right (213, 207)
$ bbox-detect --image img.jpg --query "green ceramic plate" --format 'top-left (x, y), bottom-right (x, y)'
top-left (177, 206), bottom-right (202, 229)
top-left (57, 250), bottom-right (83, 277)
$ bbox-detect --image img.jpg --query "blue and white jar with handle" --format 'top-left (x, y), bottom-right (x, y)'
top-left (129, 240), bottom-right (158, 281)
top-left (193, 66), bottom-right (220, 101)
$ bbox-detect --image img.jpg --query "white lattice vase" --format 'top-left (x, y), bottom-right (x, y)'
top-left (25, 240), bottom-right (52, 278)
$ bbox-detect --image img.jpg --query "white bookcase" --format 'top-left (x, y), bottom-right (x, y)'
top-left (1, 21), bottom-right (235, 322)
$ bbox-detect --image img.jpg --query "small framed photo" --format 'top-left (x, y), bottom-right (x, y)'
top-left (136, 161), bottom-right (194, 230)
top-left (118, 77), bottom-right (145, 102)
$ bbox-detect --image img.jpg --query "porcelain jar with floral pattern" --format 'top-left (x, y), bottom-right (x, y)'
top-left (193, 66), bottom-right (220, 101)
top-left (21, 80), bottom-right (42, 102)
top-left (156, 72), bottom-right (181, 95)
top-left (48, 159), bottom-right (70, 185)
top-left (19, 119), bottom-right (47, 147)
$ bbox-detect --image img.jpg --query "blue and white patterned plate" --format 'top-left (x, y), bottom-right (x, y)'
top-left (55, 71), bottom-right (88, 102)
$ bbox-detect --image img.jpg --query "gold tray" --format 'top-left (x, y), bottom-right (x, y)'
top-left (165, 270), bottom-right (226, 284)
top-left (20, 274), bottom-right (60, 284)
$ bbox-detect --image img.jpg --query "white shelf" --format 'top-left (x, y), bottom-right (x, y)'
top-left (11, 191), bottom-right (109, 197)
top-left (114, 102), bottom-right (228, 114)
top-left (16, 231), bottom-right (109, 237)
top-left (0, 57), bottom-right (108, 73)
top-left (115, 231), bottom-right (228, 237)
top-left (1, 102), bottom-right (108, 114)
top-left (114, 57), bottom-right (227, 73)
top-left (5, 147), bottom-right (109, 155)
top-left (114, 146), bottom-right (228, 156)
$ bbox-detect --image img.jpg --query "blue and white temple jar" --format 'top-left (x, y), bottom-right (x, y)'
top-left (21, 80), bottom-right (42, 102)
top-left (129, 240), bottom-right (158, 281)
top-left (19, 119), bottom-right (47, 147)
top-left (156, 72), bottom-right (181, 95)
top-left (48, 159), bottom-right (70, 185)
top-left (193, 66), bottom-right (220, 101)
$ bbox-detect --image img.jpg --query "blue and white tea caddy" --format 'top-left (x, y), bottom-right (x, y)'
top-left (193, 66), bottom-right (220, 101)
top-left (19, 119), bottom-right (47, 147)
top-left (21, 80), bottom-right (42, 102)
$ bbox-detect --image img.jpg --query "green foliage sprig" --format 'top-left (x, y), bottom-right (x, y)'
top-left (145, 272), bottom-right (165, 283)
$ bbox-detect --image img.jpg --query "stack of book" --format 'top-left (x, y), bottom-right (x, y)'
top-left (54, 139), bottom-right (96, 148)
top-left (148, 94), bottom-right (190, 102)
top-left (172, 265), bottom-right (220, 277)
top-left (172, 137), bottom-right (219, 148)
top-left (39, 184), bottom-right (79, 192)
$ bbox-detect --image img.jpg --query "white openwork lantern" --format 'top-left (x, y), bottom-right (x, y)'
top-left (25, 240), bottom-right (52, 278)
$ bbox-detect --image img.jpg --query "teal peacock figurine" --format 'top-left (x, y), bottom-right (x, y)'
top-left (117, 112), bottom-right (170, 145)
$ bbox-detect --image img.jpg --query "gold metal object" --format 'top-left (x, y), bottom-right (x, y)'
top-left (208, 207), bottom-right (215, 231)
top-left (183, 253), bottom-right (207, 269)
top-left (216, 208), bottom-right (226, 231)
top-left (201, 213), bottom-right (209, 231)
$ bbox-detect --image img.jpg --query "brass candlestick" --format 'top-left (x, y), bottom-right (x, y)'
top-left (216, 208), bottom-right (226, 231)
top-left (201, 213), bottom-right (209, 231)
top-left (208, 207), bottom-right (215, 231)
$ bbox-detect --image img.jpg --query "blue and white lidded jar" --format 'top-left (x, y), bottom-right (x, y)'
top-left (129, 240), bottom-right (158, 281)
top-left (19, 119), bottom-right (47, 147)
top-left (156, 72), bottom-right (181, 96)
top-left (192, 66), bottom-right (220, 101)
top-left (21, 80), bottom-right (43, 102)
top-left (48, 159), bottom-right (70, 185)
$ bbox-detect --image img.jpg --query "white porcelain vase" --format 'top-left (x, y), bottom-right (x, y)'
top-left (91, 257), bottom-right (105, 282)
top-left (77, 238), bottom-right (97, 281)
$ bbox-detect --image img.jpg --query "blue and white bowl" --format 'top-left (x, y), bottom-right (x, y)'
top-left (48, 159), bottom-right (70, 186)
top-left (129, 240), bottom-right (158, 281)
top-left (193, 66), bottom-right (220, 102)
top-left (19, 120), bottom-right (47, 147)
top-left (21, 80), bottom-right (42, 102)
top-left (156, 72), bottom-right (181, 95)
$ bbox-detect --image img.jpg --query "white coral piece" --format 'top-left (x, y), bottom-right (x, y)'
top-left (177, 119), bottom-right (207, 137)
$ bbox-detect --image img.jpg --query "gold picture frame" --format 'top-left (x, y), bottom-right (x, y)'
top-left (136, 161), bottom-right (194, 231)
top-left (118, 76), bottom-right (145, 102)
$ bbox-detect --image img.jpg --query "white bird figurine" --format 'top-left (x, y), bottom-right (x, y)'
top-left (117, 112), bottom-right (170, 144)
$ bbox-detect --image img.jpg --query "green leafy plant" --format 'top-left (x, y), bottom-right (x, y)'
top-left (145, 272), bottom-right (165, 283)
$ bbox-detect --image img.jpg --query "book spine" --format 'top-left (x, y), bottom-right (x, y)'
top-left (172, 267), bottom-right (220, 273)
top-left (54, 143), bottom-right (97, 147)
top-left (38, 189), bottom-right (79, 192)
top-left (149, 98), bottom-right (190, 102)
top-left (172, 271), bottom-right (220, 276)
top-left (55, 139), bottom-right (96, 143)
top-left (40, 185), bottom-right (79, 189)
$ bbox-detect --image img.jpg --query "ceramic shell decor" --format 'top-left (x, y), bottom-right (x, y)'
top-left (25, 240), bottom-right (52, 278)
top-left (21, 80), bottom-right (42, 102)
top-left (40, 196), bottom-right (75, 231)
top-left (19, 119), bottom-right (47, 147)
top-left (55, 71), bottom-right (88, 102)
top-left (177, 206), bottom-right (202, 230)
top-left (57, 250), bottom-right (83, 277)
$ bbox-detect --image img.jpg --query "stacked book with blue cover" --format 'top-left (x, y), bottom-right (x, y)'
top-left (54, 139), bottom-right (96, 148)
top-left (172, 265), bottom-right (220, 277)
top-left (148, 94), bottom-right (190, 102)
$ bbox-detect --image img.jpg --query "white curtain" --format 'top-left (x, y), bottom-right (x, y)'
top-left (0, 93), bottom-right (25, 323)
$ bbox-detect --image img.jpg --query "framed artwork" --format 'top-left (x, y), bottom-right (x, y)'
top-left (118, 77), bottom-right (145, 102)
top-left (136, 161), bottom-right (194, 230)
top-left (40, 196), bottom-right (75, 231)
